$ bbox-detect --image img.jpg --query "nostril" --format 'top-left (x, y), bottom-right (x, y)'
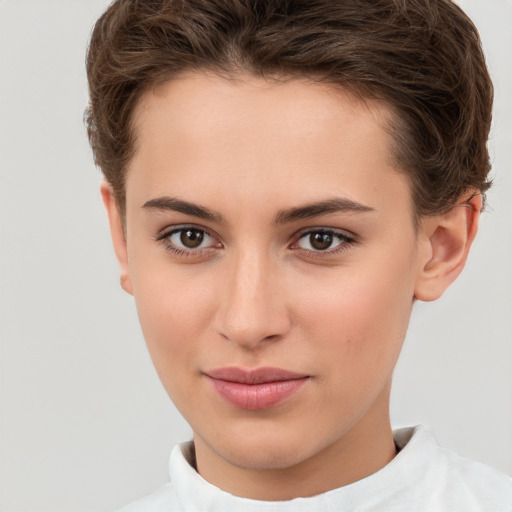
top-left (217, 315), bottom-right (289, 350)
top-left (263, 333), bottom-right (282, 343)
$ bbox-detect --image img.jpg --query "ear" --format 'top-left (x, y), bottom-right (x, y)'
top-left (100, 181), bottom-right (133, 295)
top-left (414, 193), bottom-right (482, 302)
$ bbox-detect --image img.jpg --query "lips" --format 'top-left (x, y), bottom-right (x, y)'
top-left (204, 367), bottom-right (310, 410)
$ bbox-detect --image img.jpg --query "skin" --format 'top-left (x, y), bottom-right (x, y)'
top-left (102, 72), bottom-right (481, 500)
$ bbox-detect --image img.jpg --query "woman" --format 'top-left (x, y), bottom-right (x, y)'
top-left (85, 0), bottom-right (512, 509)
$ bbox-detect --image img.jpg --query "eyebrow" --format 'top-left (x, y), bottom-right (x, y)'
top-left (142, 197), bottom-right (223, 222)
top-left (274, 198), bottom-right (375, 224)
top-left (142, 196), bottom-right (375, 224)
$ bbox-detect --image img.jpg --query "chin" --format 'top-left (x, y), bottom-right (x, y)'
top-left (205, 425), bottom-right (328, 471)
top-left (222, 444), bottom-right (308, 471)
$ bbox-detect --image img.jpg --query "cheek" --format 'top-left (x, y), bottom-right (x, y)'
top-left (130, 259), bottom-right (218, 375)
top-left (294, 276), bottom-right (412, 424)
top-left (294, 255), bottom-right (415, 376)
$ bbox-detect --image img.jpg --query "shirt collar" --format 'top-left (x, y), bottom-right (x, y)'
top-left (168, 425), bottom-right (435, 512)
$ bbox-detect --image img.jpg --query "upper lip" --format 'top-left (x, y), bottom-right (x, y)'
top-left (204, 367), bottom-right (309, 384)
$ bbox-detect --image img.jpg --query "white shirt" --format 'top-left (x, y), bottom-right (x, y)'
top-left (118, 425), bottom-right (512, 511)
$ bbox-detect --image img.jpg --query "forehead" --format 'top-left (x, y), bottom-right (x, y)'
top-left (132, 72), bottom-right (392, 154)
top-left (126, 72), bottom-right (413, 222)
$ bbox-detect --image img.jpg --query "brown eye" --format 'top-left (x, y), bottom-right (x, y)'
top-left (295, 229), bottom-right (353, 253)
top-left (161, 227), bottom-right (215, 252)
top-left (309, 232), bottom-right (333, 250)
top-left (158, 225), bottom-right (222, 256)
top-left (180, 228), bottom-right (204, 248)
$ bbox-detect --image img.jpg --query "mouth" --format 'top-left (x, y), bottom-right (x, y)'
top-left (203, 367), bottom-right (310, 410)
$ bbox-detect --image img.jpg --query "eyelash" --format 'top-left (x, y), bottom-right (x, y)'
top-left (156, 225), bottom-right (357, 259)
top-left (156, 225), bottom-right (218, 258)
top-left (291, 229), bottom-right (357, 258)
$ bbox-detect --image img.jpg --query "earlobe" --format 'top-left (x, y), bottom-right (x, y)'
top-left (100, 182), bottom-right (133, 295)
top-left (414, 193), bottom-right (482, 302)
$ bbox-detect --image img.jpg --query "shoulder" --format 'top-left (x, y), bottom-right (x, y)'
top-left (116, 482), bottom-right (178, 512)
top-left (392, 425), bottom-right (512, 512)
top-left (434, 442), bottom-right (512, 510)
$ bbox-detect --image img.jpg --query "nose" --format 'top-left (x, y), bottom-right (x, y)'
top-left (215, 249), bottom-right (292, 350)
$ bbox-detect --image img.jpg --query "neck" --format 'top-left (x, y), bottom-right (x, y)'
top-left (193, 385), bottom-right (396, 501)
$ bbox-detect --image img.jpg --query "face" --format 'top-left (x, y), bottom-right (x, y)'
top-left (109, 72), bottom-right (433, 492)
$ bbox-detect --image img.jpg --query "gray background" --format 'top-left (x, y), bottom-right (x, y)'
top-left (0, 0), bottom-right (511, 510)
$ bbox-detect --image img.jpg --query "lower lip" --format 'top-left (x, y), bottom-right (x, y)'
top-left (207, 377), bottom-right (309, 410)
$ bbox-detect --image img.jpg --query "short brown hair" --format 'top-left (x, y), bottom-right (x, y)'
top-left (85, 0), bottom-right (493, 220)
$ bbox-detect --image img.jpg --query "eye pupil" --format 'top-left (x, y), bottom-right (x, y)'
top-left (310, 232), bottom-right (333, 250)
top-left (180, 229), bottom-right (204, 248)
